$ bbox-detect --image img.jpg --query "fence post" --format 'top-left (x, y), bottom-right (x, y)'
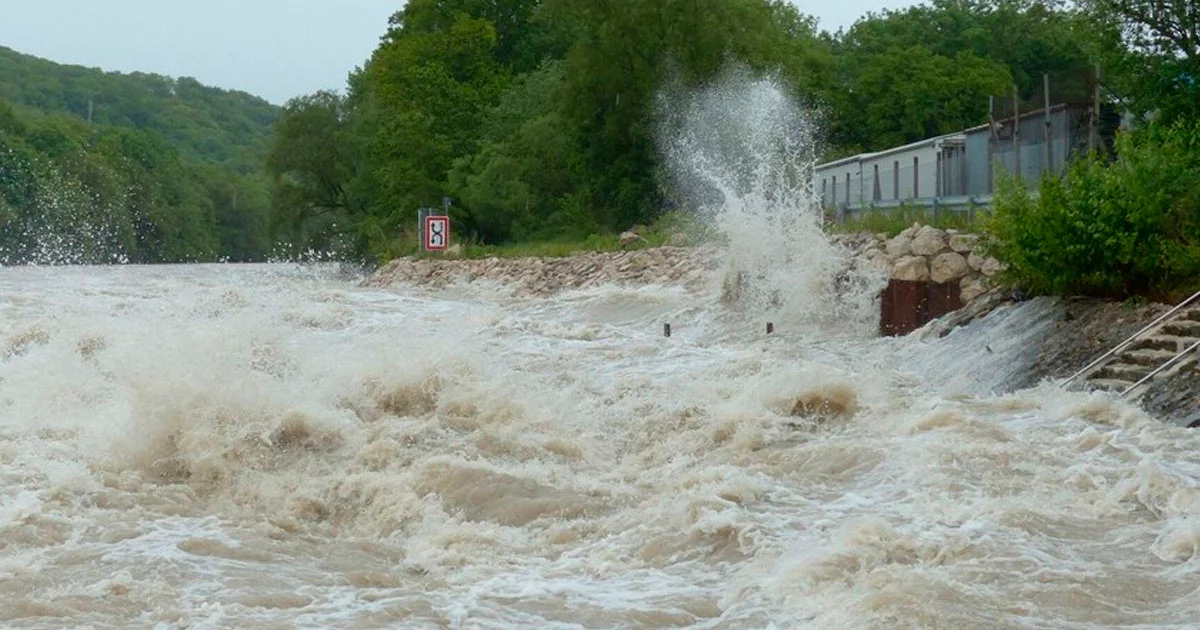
top-left (1012, 85), bottom-right (1021, 181)
top-left (1043, 73), bottom-right (1052, 175)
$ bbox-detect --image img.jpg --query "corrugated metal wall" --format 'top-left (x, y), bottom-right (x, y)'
top-left (817, 104), bottom-right (1093, 207)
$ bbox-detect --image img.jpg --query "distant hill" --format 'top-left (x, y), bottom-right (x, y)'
top-left (0, 47), bottom-right (284, 264)
top-left (0, 46), bottom-right (280, 170)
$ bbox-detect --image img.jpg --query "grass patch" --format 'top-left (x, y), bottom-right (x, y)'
top-left (825, 204), bottom-right (988, 237)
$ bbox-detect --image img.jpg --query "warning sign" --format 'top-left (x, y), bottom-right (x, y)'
top-left (425, 215), bottom-right (450, 251)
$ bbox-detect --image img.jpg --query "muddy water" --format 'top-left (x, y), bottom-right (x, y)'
top-left (2, 263), bottom-right (1199, 629)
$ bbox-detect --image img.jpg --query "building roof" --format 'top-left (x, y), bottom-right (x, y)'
top-left (815, 133), bottom-right (963, 170)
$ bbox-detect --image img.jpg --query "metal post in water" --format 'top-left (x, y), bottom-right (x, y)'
top-left (664, 323), bottom-right (671, 338)
top-left (767, 322), bottom-right (774, 335)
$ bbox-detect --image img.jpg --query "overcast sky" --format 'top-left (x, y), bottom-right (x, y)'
top-left (0, 0), bottom-right (917, 105)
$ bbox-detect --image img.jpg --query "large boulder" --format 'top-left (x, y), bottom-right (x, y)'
top-left (864, 248), bottom-right (894, 273)
top-left (886, 233), bottom-right (913, 257)
top-left (619, 231), bottom-right (642, 247)
top-left (960, 275), bottom-right (990, 303)
top-left (910, 226), bottom-right (948, 256)
top-left (930, 252), bottom-right (970, 283)
top-left (980, 257), bottom-right (1004, 277)
top-left (949, 233), bottom-right (979, 253)
top-left (967, 250), bottom-right (985, 271)
top-left (892, 255), bottom-right (931, 282)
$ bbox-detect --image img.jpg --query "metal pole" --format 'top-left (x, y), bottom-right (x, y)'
top-left (987, 96), bottom-right (996, 193)
top-left (418, 208), bottom-right (432, 252)
top-left (1043, 73), bottom-right (1052, 175)
top-left (1090, 63), bottom-right (1100, 153)
top-left (1012, 85), bottom-right (1021, 181)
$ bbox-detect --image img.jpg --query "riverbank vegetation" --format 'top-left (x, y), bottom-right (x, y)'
top-left (986, 0), bottom-right (1200, 299)
top-left (0, 46), bottom-right (278, 263)
top-left (1, 0), bottom-right (1196, 291)
top-left (987, 121), bottom-right (1200, 300)
top-left (268, 0), bottom-right (1107, 264)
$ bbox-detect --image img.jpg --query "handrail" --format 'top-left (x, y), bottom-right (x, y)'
top-left (1063, 287), bottom-right (1200, 387)
top-left (1121, 338), bottom-right (1200, 399)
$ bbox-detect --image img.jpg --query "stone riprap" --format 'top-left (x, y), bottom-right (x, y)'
top-left (364, 225), bottom-right (1003, 305)
top-left (832, 224), bottom-right (1004, 305)
top-left (362, 245), bottom-right (724, 296)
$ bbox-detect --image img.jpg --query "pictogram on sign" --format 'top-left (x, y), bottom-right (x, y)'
top-left (425, 215), bottom-right (450, 251)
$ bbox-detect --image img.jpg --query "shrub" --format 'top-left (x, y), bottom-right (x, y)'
top-left (983, 121), bottom-right (1200, 299)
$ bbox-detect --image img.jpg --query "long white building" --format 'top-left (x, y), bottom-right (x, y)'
top-left (815, 134), bottom-right (968, 209)
top-left (814, 103), bottom-right (1098, 212)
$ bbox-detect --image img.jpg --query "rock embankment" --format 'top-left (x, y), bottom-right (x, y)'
top-left (832, 224), bottom-right (1005, 305)
top-left (362, 246), bottom-right (723, 296)
top-left (363, 225), bottom-right (1006, 305)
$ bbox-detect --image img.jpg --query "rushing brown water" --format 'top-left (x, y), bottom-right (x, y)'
top-left (1, 262), bottom-right (1199, 629)
top-left (4, 72), bottom-right (1199, 629)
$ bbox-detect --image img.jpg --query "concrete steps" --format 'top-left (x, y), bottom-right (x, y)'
top-left (1070, 304), bottom-right (1200, 396)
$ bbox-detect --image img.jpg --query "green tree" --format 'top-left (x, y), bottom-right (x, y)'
top-left (447, 60), bottom-right (587, 242)
top-left (266, 91), bottom-right (358, 255)
top-left (351, 4), bottom-right (511, 258)
top-left (834, 46), bottom-right (1012, 150)
top-left (828, 0), bottom-right (1093, 152)
top-left (544, 0), bottom-right (832, 231)
top-left (1079, 0), bottom-right (1200, 122)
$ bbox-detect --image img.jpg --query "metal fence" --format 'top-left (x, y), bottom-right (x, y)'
top-left (823, 69), bottom-right (1113, 219)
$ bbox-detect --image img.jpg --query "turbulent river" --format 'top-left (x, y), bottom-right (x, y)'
top-left (4, 71), bottom-right (1200, 629)
top-left (1, 261), bottom-right (1199, 629)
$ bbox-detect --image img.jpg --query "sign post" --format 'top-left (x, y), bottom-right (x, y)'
top-left (417, 208), bottom-right (432, 249)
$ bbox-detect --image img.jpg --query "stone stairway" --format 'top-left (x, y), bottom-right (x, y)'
top-left (1069, 302), bottom-right (1200, 397)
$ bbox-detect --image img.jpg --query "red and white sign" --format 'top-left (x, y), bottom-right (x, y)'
top-left (425, 215), bottom-right (450, 251)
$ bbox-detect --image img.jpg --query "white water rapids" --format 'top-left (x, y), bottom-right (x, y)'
top-left (1, 262), bottom-right (1199, 629)
top-left (4, 72), bottom-right (1200, 628)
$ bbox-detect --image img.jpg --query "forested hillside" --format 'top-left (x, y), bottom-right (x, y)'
top-left (0, 46), bottom-right (277, 170)
top-left (0, 47), bottom-right (279, 263)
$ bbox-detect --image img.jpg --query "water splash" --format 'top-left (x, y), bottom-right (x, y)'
top-left (655, 66), bottom-right (885, 332)
top-left (0, 147), bottom-right (136, 266)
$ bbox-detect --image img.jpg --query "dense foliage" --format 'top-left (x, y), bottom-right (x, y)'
top-left (3, 0), bottom-right (1193, 289)
top-left (1078, 0), bottom-right (1199, 125)
top-left (0, 48), bottom-right (280, 263)
top-left (826, 0), bottom-right (1095, 153)
top-left (985, 0), bottom-right (1200, 298)
top-left (986, 122), bottom-right (1200, 298)
top-left (0, 46), bottom-right (278, 170)
top-left (270, 0), bottom-right (1112, 262)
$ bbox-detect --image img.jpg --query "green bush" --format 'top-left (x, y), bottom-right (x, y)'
top-left (984, 121), bottom-right (1200, 299)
